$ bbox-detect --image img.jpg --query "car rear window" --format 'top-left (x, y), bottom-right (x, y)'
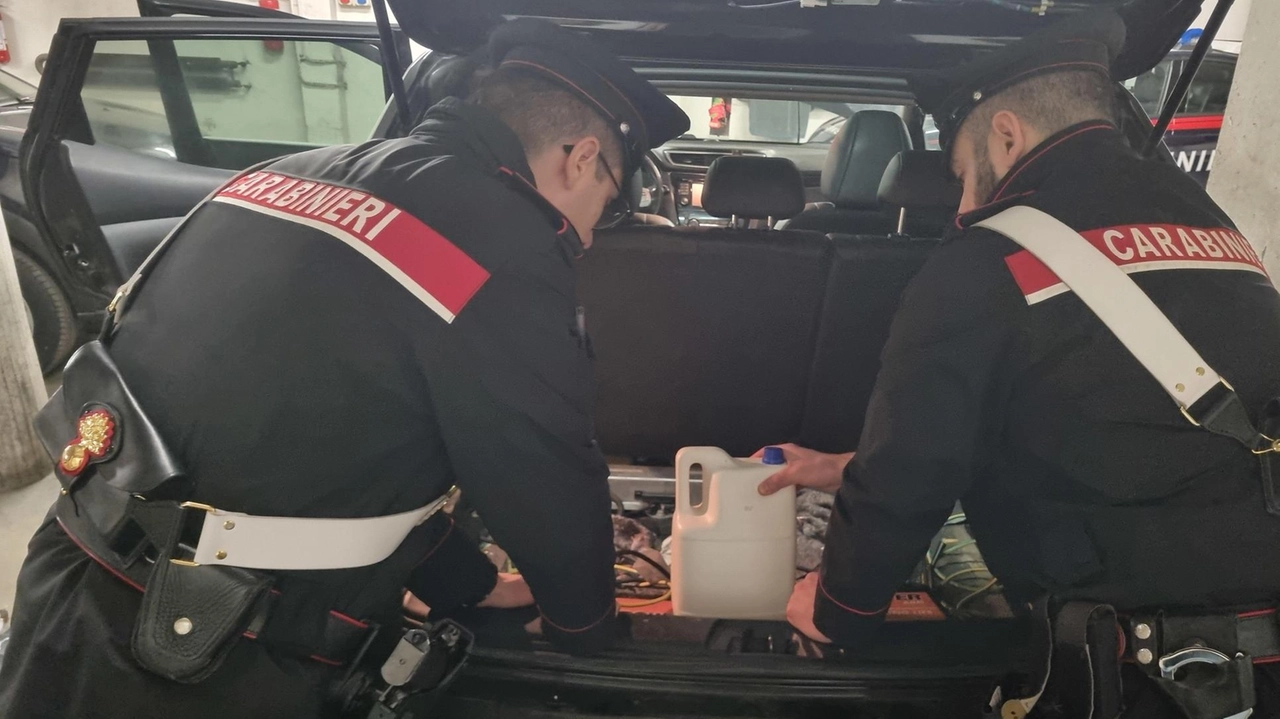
top-left (667, 95), bottom-right (906, 145)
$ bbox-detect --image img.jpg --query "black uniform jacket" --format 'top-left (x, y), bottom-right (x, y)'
top-left (0, 99), bottom-right (616, 718)
top-left (815, 121), bottom-right (1280, 645)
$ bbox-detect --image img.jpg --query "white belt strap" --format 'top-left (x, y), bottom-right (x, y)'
top-left (977, 206), bottom-right (1223, 408)
top-left (180, 493), bottom-right (451, 571)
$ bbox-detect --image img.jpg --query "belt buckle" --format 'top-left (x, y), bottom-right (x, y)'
top-left (1158, 647), bottom-right (1254, 719)
top-left (1158, 646), bottom-right (1232, 680)
top-left (168, 501), bottom-right (217, 567)
top-left (1179, 377), bottom-right (1235, 427)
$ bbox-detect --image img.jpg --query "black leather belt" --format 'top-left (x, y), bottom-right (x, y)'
top-left (1125, 606), bottom-right (1280, 671)
top-left (57, 491), bottom-right (378, 669)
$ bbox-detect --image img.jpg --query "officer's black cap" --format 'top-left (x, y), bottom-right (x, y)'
top-left (911, 9), bottom-right (1125, 159)
top-left (488, 19), bottom-right (691, 174)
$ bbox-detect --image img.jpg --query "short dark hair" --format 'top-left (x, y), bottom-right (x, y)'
top-left (469, 66), bottom-right (624, 178)
top-left (961, 70), bottom-right (1116, 146)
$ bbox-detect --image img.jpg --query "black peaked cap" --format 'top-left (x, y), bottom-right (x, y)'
top-left (488, 18), bottom-right (691, 173)
top-left (911, 8), bottom-right (1126, 157)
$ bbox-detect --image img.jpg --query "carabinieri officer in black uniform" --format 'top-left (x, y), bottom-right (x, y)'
top-left (0, 19), bottom-right (688, 718)
top-left (772, 10), bottom-right (1280, 718)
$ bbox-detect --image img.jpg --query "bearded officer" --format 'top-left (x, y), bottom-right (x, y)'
top-left (765, 10), bottom-right (1280, 718)
top-left (0, 18), bottom-right (689, 718)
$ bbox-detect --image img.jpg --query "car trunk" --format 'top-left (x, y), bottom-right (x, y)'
top-left (441, 616), bottom-right (1039, 718)
top-left (415, 465), bottom-right (1038, 717)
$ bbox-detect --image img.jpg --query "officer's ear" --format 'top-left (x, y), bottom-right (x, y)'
top-left (988, 110), bottom-right (1031, 178)
top-left (562, 137), bottom-right (603, 190)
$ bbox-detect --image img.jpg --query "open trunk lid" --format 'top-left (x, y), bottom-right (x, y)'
top-left (386, 0), bottom-right (1204, 81)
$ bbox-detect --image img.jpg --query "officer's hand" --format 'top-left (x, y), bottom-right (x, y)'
top-left (752, 444), bottom-right (853, 496)
top-left (401, 572), bottom-right (534, 618)
top-left (403, 591), bottom-right (430, 618)
top-left (477, 572), bottom-right (536, 609)
top-left (787, 573), bottom-right (833, 645)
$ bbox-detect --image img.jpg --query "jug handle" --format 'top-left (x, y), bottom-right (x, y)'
top-left (675, 446), bottom-right (729, 517)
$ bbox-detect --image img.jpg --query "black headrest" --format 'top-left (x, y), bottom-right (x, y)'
top-left (877, 151), bottom-right (962, 211)
top-left (702, 156), bottom-right (805, 221)
top-left (426, 54), bottom-right (481, 102)
top-left (822, 110), bottom-right (912, 210)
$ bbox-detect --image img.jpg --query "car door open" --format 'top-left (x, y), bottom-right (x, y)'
top-left (21, 16), bottom-right (393, 307)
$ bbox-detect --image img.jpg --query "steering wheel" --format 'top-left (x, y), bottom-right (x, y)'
top-left (636, 154), bottom-right (676, 224)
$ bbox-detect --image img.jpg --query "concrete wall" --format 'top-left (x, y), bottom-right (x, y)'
top-left (0, 0), bottom-right (304, 85)
top-left (1206, 0), bottom-right (1280, 277)
top-left (1195, 0), bottom-right (1253, 53)
top-left (2, 0), bottom-right (138, 85)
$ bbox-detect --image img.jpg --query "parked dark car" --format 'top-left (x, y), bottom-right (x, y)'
top-left (8, 0), bottom-right (1214, 715)
top-left (0, 69), bottom-right (35, 131)
top-left (1124, 45), bottom-right (1237, 184)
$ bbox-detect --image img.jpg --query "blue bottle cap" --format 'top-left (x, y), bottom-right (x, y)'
top-left (762, 446), bottom-right (786, 465)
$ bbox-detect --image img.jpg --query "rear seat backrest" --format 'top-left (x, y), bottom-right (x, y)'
top-left (798, 234), bottom-right (939, 454)
top-left (580, 227), bottom-right (830, 461)
top-left (797, 151), bottom-right (958, 452)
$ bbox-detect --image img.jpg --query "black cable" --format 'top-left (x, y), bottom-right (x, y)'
top-left (617, 549), bottom-right (671, 578)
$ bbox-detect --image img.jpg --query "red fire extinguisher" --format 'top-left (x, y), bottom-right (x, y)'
top-left (0, 12), bottom-right (12, 65)
top-left (259, 1), bottom-right (284, 53)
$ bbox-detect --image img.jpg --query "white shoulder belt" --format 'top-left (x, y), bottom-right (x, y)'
top-left (976, 206), bottom-right (1279, 465)
top-left (977, 205), bottom-right (1224, 410)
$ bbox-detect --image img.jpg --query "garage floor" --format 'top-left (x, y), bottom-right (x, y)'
top-left (1, 374), bottom-right (62, 614)
top-left (0, 473), bottom-right (58, 614)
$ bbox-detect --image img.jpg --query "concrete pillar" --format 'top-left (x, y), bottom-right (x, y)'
top-left (1207, 0), bottom-right (1280, 277)
top-left (1194, 0), bottom-right (1253, 53)
top-left (0, 208), bottom-right (49, 491)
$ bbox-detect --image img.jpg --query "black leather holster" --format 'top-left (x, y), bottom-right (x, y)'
top-left (37, 341), bottom-right (274, 684)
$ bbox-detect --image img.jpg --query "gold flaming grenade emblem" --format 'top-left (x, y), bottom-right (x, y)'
top-left (59, 409), bottom-right (117, 477)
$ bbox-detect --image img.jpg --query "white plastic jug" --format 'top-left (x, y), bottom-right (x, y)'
top-left (671, 446), bottom-right (796, 620)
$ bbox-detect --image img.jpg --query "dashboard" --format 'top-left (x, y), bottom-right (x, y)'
top-left (673, 174), bottom-right (722, 227)
top-left (647, 141), bottom-right (827, 227)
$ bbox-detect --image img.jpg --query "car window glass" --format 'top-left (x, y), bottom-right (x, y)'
top-left (1179, 60), bottom-right (1234, 115)
top-left (922, 115), bottom-right (940, 151)
top-left (81, 37), bottom-right (385, 168)
top-left (667, 95), bottom-right (905, 144)
top-left (80, 40), bottom-right (177, 160)
top-left (1123, 59), bottom-right (1173, 118)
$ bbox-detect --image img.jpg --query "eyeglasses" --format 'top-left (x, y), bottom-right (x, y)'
top-left (564, 144), bottom-right (632, 230)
